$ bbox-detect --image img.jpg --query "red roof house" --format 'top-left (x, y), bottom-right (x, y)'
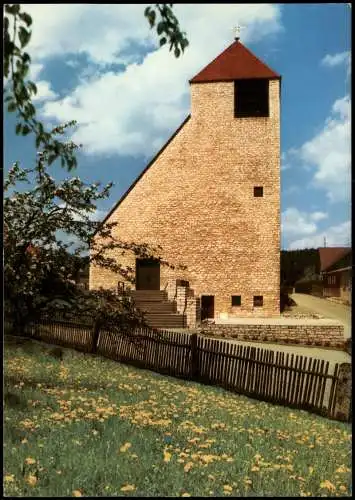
top-left (318, 247), bottom-right (351, 273)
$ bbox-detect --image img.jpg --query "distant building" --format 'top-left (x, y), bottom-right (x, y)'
top-left (319, 247), bottom-right (352, 304)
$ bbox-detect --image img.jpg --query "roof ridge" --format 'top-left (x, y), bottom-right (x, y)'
top-left (188, 40), bottom-right (237, 83)
top-left (92, 115), bottom-right (191, 236)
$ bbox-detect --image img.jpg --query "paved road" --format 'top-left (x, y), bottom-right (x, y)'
top-left (291, 293), bottom-right (351, 339)
top-left (222, 337), bottom-right (350, 365)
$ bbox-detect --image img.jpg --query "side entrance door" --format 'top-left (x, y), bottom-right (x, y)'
top-left (201, 295), bottom-right (214, 320)
top-left (136, 258), bottom-right (160, 290)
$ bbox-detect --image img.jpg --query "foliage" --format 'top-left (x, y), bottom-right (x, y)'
top-left (144, 4), bottom-right (189, 57)
top-left (281, 249), bottom-right (321, 287)
top-left (42, 288), bottom-right (149, 336)
top-left (4, 4), bottom-right (188, 332)
top-left (4, 339), bottom-right (352, 497)
top-left (4, 140), bottom-right (167, 332)
top-left (4, 5), bottom-right (79, 171)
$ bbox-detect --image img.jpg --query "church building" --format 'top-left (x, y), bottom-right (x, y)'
top-left (90, 37), bottom-right (281, 325)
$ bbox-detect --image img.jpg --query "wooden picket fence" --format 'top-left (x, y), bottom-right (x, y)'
top-left (19, 317), bottom-right (350, 422)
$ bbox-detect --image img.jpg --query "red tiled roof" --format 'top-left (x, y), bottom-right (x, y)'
top-left (318, 247), bottom-right (351, 272)
top-left (190, 39), bottom-right (280, 83)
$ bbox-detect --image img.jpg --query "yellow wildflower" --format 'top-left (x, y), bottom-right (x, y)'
top-left (184, 462), bottom-right (194, 473)
top-left (223, 485), bottom-right (233, 492)
top-left (4, 474), bottom-right (15, 483)
top-left (72, 490), bottom-right (83, 497)
top-left (25, 457), bottom-right (36, 465)
top-left (163, 450), bottom-right (172, 462)
top-left (320, 480), bottom-right (336, 492)
top-left (25, 474), bottom-right (37, 487)
top-left (336, 465), bottom-right (351, 473)
top-left (120, 484), bottom-right (136, 492)
top-left (120, 442), bottom-right (132, 453)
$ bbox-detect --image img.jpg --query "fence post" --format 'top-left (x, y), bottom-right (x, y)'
top-left (190, 333), bottom-right (199, 379)
top-left (91, 319), bottom-right (101, 354)
top-left (333, 363), bottom-right (352, 422)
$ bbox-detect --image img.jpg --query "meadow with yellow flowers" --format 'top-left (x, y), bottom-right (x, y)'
top-left (4, 336), bottom-right (352, 497)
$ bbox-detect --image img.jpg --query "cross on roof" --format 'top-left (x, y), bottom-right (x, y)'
top-left (233, 25), bottom-right (246, 40)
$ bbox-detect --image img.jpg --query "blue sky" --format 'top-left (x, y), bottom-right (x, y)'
top-left (4, 4), bottom-right (351, 250)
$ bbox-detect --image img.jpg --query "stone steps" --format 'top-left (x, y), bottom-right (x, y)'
top-left (130, 290), bottom-right (168, 302)
top-left (130, 289), bottom-right (185, 328)
top-left (144, 312), bottom-right (186, 329)
top-left (134, 301), bottom-right (177, 313)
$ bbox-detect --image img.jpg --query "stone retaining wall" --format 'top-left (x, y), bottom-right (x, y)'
top-left (196, 323), bottom-right (345, 348)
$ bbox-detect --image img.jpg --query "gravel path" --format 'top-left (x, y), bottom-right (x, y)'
top-left (291, 293), bottom-right (351, 339)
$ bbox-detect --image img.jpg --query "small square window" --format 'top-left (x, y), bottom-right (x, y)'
top-left (231, 295), bottom-right (241, 306)
top-left (253, 295), bottom-right (263, 307)
top-left (254, 186), bottom-right (263, 197)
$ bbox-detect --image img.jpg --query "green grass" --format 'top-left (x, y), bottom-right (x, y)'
top-left (4, 336), bottom-right (352, 497)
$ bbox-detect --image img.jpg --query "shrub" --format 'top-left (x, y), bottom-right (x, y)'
top-left (280, 290), bottom-right (297, 312)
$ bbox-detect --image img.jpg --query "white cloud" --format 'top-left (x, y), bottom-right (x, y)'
top-left (32, 81), bottom-right (58, 102)
top-left (29, 63), bottom-right (44, 81)
top-left (309, 211), bottom-right (328, 222)
top-left (23, 4), bottom-right (282, 158)
top-left (289, 220), bottom-right (351, 250)
top-left (321, 51), bottom-right (350, 68)
top-left (25, 4), bottom-right (154, 66)
top-left (289, 95), bottom-right (351, 203)
top-left (282, 207), bottom-right (322, 237)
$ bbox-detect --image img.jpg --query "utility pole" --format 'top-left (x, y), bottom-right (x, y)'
top-left (323, 236), bottom-right (326, 248)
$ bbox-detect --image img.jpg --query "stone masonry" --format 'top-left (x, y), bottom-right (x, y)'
top-left (90, 45), bottom-right (280, 319)
top-left (195, 322), bottom-right (345, 348)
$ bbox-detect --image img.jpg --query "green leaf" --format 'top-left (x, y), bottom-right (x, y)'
top-left (157, 21), bottom-right (166, 35)
top-left (19, 12), bottom-right (32, 26)
top-left (22, 125), bottom-right (31, 136)
top-left (47, 155), bottom-right (57, 166)
top-left (16, 123), bottom-right (22, 135)
top-left (18, 27), bottom-right (31, 48)
top-left (181, 38), bottom-right (189, 50)
top-left (5, 4), bottom-right (20, 15)
top-left (159, 37), bottom-right (167, 47)
top-left (24, 103), bottom-right (36, 118)
top-left (7, 102), bottom-right (17, 112)
top-left (148, 11), bottom-right (156, 27)
top-left (22, 52), bottom-right (31, 63)
top-left (174, 47), bottom-right (181, 58)
top-left (27, 81), bottom-right (37, 96)
top-left (144, 6), bottom-right (151, 16)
